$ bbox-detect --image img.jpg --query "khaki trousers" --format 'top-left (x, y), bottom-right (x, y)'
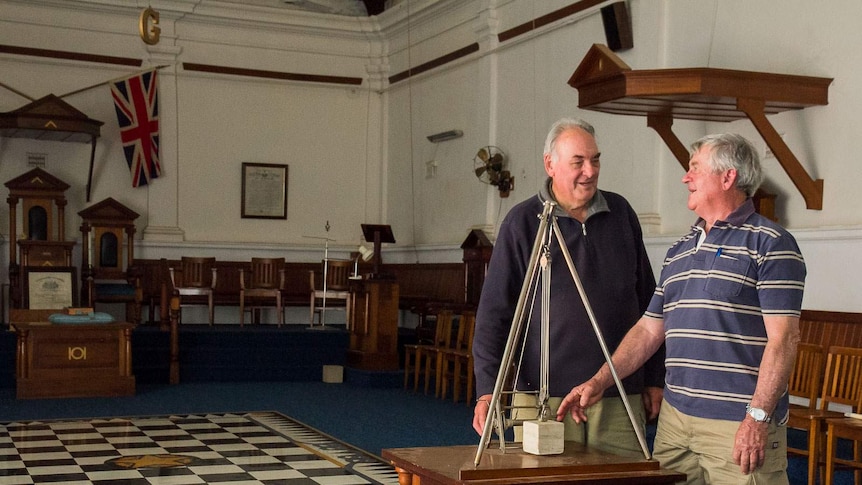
top-left (653, 400), bottom-right (788, 485)
top-left (510, 392), bottom-right (646, 458)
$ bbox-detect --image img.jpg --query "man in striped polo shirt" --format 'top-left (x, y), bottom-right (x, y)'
top-left (557, 133), bottom-right (806, 484)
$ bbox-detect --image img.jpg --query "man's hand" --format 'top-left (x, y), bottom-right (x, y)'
top-left (555, 379), bottom-right (605, 423)
top-left (642, 386), bottom-right (663, 421)
top-left (732, 417), bottom-right (769, 474)
top-left (472, 394), bottom-right (493, 435)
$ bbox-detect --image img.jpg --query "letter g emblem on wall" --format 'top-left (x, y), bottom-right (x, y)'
top-left (139, 7), bottom-right (161, 45)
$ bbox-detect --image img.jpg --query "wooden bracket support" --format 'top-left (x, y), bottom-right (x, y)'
top-left (646, 114), bottom-right (690, 171)
top-left (646, 113), bottom-right (778, 221)
top-left (737, 97), bottom-right (824, 210)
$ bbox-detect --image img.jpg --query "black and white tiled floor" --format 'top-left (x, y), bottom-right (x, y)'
top-left (0, 412), bottom-right (399, 484)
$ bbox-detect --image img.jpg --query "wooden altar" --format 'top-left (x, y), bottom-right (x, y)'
top-left (13, 321), bottom-right (136, 399)
top-left (382, 443), bottom-right (685, 485)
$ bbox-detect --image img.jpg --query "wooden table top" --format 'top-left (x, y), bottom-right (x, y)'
top-left (382, 442), bottom-right (686, 484)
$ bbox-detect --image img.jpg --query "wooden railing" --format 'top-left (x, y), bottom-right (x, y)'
top-left (133, 258), bottom-right (472, 324)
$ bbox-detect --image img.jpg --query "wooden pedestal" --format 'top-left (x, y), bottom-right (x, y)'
top-left (347, 278), bottom-right (399, 370)
top-left (14, 322), bottom-right (136, 399)
top-left (381, 443), bottom-right (686, 484)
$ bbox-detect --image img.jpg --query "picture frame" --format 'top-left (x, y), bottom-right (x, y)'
top-left (241, 162), bottom-right (288, 219)
top-left (24, 266), bottom-right (77, 310)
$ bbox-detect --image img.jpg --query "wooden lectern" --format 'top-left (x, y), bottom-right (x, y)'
top-left (360, 224), bottom-right (395, 279)
top-left (347, 224), bottom-right (399, 370)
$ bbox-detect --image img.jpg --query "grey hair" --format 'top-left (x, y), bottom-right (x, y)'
top-left (690, 133), bottom-right (763, 197)
top-left (543, 118), bottom-right (595, 161)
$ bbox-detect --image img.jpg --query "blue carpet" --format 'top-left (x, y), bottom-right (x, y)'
top-left (0, 324), bottom-right (855, 483)
top-left (0, 381), bottom-right (478, 456)
top-left (1, 382), bottom-right (855, 483)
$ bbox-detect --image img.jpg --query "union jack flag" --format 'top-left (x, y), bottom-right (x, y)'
top-left (111, 70), bottom-right (161, 187)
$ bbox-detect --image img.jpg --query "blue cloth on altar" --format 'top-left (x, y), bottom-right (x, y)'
top-left (49, 312), bottom-right (115, 324)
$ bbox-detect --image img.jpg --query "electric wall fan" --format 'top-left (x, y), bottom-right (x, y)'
top-left (473, 146), bottom-right (514, 197)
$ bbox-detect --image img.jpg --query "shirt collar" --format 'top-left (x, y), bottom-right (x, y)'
top-left (692, 198), bottom-right (756, 230)
top-left (539, 177), bottom-right (608, 219)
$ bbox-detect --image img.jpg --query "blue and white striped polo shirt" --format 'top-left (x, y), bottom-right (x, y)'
top-left (646, 199), bottom-right (806, 423)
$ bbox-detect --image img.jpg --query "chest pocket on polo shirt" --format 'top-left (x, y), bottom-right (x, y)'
top-left (704, 253), bottom-right (751, 298)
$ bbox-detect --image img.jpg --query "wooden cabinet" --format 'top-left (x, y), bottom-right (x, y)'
top-left (347, 278), bottom-right (399, 371)
top-left (14, 322), bottom-right (136, 399)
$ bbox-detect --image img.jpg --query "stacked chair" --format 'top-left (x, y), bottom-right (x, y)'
top-left (788, 344), bottom-right (862, 484)
top-left (439, 311), bottom-right (477, 404)
top-left (822, 347), bottom-right (862, 485)
top-left (403, 308), bottom-right (479, 407)
top-left (403, 310), bottom-right (453, 394)
top-left (787, 343), bottom-right (828, 484)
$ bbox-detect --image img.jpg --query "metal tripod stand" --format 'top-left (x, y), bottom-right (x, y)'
top-left (474, 200), bottom-right (651, 466)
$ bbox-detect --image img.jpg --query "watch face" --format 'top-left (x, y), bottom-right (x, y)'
top-left (748, 407), bottom-right (767, 421)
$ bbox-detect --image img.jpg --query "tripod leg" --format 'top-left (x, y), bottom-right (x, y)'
top-left (551, 218), bottom-right (651, 460)
top-left (475, 202), bottom-right (555, 466)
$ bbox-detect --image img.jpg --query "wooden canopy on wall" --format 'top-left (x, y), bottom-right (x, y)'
top-left (568, 44), bottom-right (832, 211)
top-left (0, 94), bottom-right (103, 201)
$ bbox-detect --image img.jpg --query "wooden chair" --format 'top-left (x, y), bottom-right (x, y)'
top-left (823, 348), bottom-right (862, 485)
top-left (239, 257), bottom-right (286, 327)
top-left (825, 408), bottom-right (862, 485)
top-left (78, 198), bottom-right (141, 324)
top-left (439, 311), bottom-right (477, 404)
top-left (791, 345), bottom-right (862, 484)
top-left (170, 257), bottom-right (217, 325)
top-left (787, 343), bottom-right (827, 483)
top-left (309, 259), bottom-right (351, 327)
top-left (403, 310), bottom-right (453, 392)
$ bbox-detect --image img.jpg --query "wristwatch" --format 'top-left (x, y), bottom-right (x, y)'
top-left (746, 404), bottom-right (772, 423)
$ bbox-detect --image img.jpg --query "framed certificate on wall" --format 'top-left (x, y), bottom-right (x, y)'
top-left (24, 267), bottom-right (77, 310)
top-left (241, 163), bottom-right (288, 219)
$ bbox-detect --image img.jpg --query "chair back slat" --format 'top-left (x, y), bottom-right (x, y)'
top-left (822, 346), bottom-right (862, 412)
top-left (433, 311), bottom-right (454, 348)
top-left (452, 311), bottom-right (476, 352)
top-left (180, 257), bottom-right (215, 288)
top-left (324, 259), bottom-right (352, 291)
top-left (465, 311), bottom-right (477, 350)
top-left (250, 258), bottom-right (285, 289)
top-left (789, 343), bottom-right (825, 409)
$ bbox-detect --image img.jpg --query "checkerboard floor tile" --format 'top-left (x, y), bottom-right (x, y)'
top-left (0, 412), bottom-right (399, 484)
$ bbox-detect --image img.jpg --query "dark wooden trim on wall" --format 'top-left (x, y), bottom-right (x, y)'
top-left (387, 0), bottom-right (608, 84)
top-left (182, 62), bottom-right (363, 86)
top-left (498, 0), bottom-right (608, 43)
top-left (0, 44), bottom-right (142, 67)
top-left (389, 43), bottom-right (479, 84)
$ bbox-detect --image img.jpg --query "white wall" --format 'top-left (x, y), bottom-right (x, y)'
top-left (1, 0), bottom-right (860, 318)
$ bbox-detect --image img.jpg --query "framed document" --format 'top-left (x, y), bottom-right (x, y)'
top-left (24, 267), bottom-right (77, 310)
top-left (242, 163), bottom-right (288, 219)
